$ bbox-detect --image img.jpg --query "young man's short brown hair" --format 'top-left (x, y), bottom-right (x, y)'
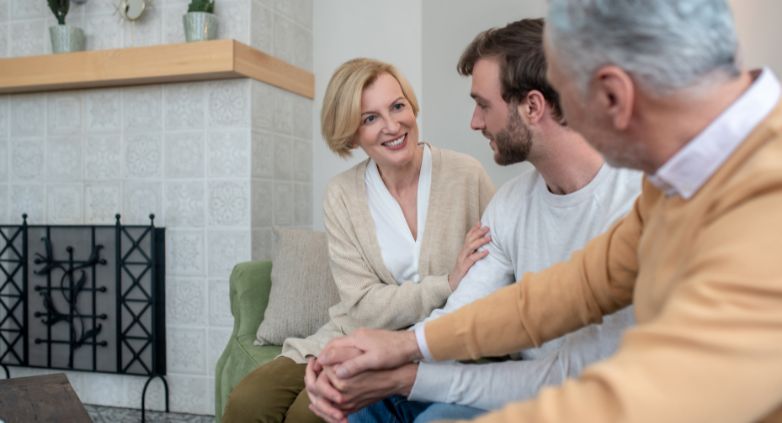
top-left (458, 18), bottom-right (564, 122)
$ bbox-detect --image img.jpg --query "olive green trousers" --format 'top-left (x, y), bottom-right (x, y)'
top-left (222, 356), bottom-right (323, 423)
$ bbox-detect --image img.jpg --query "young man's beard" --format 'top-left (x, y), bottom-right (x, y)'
top-left (492, 106), bottom-right (532, 166)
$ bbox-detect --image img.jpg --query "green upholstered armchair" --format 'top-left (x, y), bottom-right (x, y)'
top-left (214, 261), bottom-right (282, 422)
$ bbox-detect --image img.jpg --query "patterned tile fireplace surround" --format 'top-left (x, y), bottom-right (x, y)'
top-left (0, 0), bottom-right (314, 415)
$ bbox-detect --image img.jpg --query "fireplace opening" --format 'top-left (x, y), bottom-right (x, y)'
top-left (0, 214), bottom-right (167, 421)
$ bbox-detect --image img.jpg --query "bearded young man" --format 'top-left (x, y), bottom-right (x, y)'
top-left (305, 19), bottom-right (641, 423)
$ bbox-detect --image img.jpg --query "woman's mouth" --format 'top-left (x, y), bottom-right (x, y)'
top-left (382, 134), bottom-right (407, 150)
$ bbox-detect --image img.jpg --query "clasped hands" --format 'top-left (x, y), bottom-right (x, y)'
top-left (305, 328), bottom-right (423, 423)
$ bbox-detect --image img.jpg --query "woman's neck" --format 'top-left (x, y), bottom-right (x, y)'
top-left (376, 144), bottom-right (424, 196)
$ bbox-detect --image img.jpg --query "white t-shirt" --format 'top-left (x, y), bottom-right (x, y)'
top-left (410, 163), bottom-right (642, 410)
top-left (365, 145), bottom-right (432, 284)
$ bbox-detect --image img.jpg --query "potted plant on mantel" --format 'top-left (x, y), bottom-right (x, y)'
top-left (47, 0), bottom-right (86, 53)
top-left (183, 0), bottom-right (218, 42)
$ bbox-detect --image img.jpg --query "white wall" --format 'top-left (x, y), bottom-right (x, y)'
top-left (730, 0), bottom-right (782, 74)
top-left (311, 0), bottom-right (423, 229)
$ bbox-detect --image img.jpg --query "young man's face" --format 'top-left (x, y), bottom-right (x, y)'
top-left (469, 57), bottom-right (532, 165)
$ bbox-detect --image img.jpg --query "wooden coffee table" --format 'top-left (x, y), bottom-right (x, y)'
top-left (0, 373), bottom-right (91, 422)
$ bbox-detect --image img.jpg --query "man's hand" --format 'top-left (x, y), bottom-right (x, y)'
top-left (320, 329), bottom-right (422, 378)
top-left (322, 363), bottom-right (418, 413)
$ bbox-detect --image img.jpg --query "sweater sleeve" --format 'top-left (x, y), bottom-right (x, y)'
top-left (410, 359), bottom-right (557, 411)
top-left (453, 182), bottom-right (782, 423)
top-left (423, 178), bottom-right (655, 361)
top-left (323, 186), bottom-right (453, 331)
top-left (410, 308), bottom-right (633, 409)
top-left (414, 192), bottom-right (513, 328)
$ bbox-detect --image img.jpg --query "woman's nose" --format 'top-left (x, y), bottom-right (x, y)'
top-left (383, 115), bottom-right (401, 133)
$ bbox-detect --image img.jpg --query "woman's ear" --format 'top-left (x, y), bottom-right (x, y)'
top-left (592, 65), bottom-right (635, 130)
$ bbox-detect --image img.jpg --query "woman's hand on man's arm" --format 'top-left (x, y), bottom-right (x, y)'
top-left (448, 222), bottom-right (491, 291)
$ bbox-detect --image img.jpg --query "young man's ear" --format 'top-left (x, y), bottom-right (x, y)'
top-left (593, 65), bottom-right (634, 130)
top-left (519, 90), bottom-right (546, 124)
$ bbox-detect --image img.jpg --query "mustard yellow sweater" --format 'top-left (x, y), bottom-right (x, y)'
top-left (426, 104), bottom-right (782, 423)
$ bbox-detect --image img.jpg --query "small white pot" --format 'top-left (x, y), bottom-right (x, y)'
top-left (183, 12), bottom-right (219, 42)
top-left (49, 25), bottom-right (86, 54)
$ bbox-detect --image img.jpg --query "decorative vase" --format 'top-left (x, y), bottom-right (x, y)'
top-left (183, 12), bottom-right (219, 42)
top-left (49, 25), bottom-right (86, 54)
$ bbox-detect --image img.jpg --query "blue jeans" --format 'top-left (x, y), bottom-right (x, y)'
top-left (413, 403), bottom-right (486, 422)
top-left (348, 396), bottom-right (486, 423)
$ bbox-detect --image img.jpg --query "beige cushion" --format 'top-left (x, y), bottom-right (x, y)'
top-left (255, 227), bottom-right (340, 345)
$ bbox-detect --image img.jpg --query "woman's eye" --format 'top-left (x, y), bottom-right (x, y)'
top-left (362, 115), bottom-right (376, 125)
top-left (392, 102), bottom-right (405, 111)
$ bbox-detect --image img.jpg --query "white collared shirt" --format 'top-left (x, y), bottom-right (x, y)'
top-left (649, 68), bottom-right (781, 198)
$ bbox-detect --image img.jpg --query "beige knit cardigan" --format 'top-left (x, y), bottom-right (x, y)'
top-left (282, 145), bottom-right (495, 362)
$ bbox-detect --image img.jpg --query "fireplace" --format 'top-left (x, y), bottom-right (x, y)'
top-left (0, 214), bottom-right (167, 421)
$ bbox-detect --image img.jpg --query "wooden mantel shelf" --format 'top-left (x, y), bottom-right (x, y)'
top-left (0, 39), bottom-right (314, 99)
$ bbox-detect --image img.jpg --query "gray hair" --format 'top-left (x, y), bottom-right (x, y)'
top-left (546, 0), bottom-right (741, 94)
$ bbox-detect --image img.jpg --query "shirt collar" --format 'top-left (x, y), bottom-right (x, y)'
top-left (648, 68), bottom-right (781, 199)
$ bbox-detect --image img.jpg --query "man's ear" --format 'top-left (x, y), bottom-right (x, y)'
top-left (592, 66), bottom-right (634, 130)
top-left (520, 90), bottom-right (546, 124)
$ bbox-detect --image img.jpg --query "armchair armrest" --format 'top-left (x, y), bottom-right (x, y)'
top-left (229, 260), bottom-right (273, 343)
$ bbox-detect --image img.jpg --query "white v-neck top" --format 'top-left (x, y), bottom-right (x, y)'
top-left (365, 144), bottom-right (432, 284)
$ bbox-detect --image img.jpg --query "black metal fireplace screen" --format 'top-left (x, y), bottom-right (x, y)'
top-left (0, 214), bottom-right (167, 420)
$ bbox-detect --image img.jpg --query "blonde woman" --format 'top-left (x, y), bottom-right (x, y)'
top-left (222, 58), bottom-right (495, 423)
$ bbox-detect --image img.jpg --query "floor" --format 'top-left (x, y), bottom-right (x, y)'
top-left (84, 404), bottom-right (214, 423)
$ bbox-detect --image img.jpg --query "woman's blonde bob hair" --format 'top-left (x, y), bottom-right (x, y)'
top-left (321, 58), bottom-right (420, 158)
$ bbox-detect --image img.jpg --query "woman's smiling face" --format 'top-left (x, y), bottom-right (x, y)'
top-left (353, 72), bottom-right (420, 169)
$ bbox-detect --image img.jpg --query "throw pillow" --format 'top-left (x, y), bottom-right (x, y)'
top-left (255, 227), bottom-right (340, 345)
